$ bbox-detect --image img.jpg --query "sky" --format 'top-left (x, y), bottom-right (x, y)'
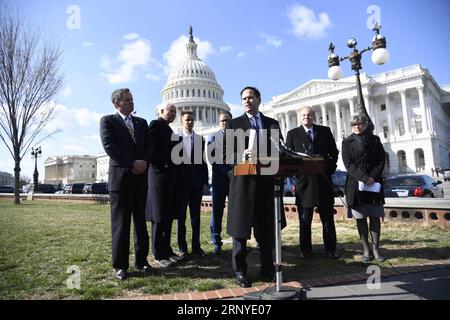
top-left (1, 0), bottom-right (450, 180)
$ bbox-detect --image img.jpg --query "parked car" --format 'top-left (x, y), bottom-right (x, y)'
top-left (63, 184), bottom-right (73, 194)
top-left (0, 185), bottom-right (14, 193)
top-left (443, 169), bottom-right (450, 181)
top-left (71, 183), bottom-right (86, 194)
top-left (384, 174), bottom-right (444, 198)
top-left (284, 177), bottom-right (296, 196)
top-left (82, 184), bottom-right (92, 194)
top-left (331, 170), bottom-right (347, 197)
top-left (91, 182), bottom-right (108, 194)
top-left (35, 184), bottom-right (59, 194)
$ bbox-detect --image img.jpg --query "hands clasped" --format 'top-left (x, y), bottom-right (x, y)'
top-left (131, 160), bottom-right (148, 175)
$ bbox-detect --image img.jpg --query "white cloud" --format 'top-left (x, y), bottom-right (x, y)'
top-left (227, 103), bottom-right (243, 117)
top-left (288, 4), bottom-right (331, 39)
top-left (74, 108), bottom-right (103, 127)
top-left (63, 86), bottom-right (72, 98)
top-left (163, 35), bottom-right (215, 74)
top-left (219, 45), bottom-right (233, 53)
top-left (237, 52), bottom-right (246, 58)
top-left (83, 42), bottom-right (94, 47)
top-left (257, 33), bottom-right (282, 50)
top-left (82, 134), bottom-right (101, 143)
top-left (101, 35), bottom-right (152, 84)
top-left (124, 33), bottom-right (140, 40)
top-left (145, 73), bottom-right (160, 81)
top-left (45, 103), bottom-right (103, 131)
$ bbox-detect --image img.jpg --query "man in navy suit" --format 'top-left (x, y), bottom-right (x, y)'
top-left (177, 111), bottom-right (209, 257)
top-left (207, 111), bottom-right (232, 255)
top-left (100, 88), bottom-right (152, 280)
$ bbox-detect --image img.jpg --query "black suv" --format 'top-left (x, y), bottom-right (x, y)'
top-left (91, 182), bottom-right (108, 194)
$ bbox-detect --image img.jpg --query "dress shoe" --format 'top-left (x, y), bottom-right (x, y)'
top-left (170, 252), bottom-right (188, 263)
top-left (299, 252), bottom-right (311, 260)
top-left (192, 248), bottom-right (206, 256)
top-left (327, 251), bottom-right (340, 260)
top-left (135, 263), bottom-right (154, 273)
top-left (213, 246), bottom-right (222, 255)
top-left (115, 269), bottom-right (128, 280)
top-left (158, 259), bottom-right (173, 268)
top-left (235, 272), bottom-right (250, 288)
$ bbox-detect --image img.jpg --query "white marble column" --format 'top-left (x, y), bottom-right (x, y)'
top-left (321, 104), bottom-right (327, 126)
top-left (348, 97), bottom-right (355, 116)
top-left (202, 107), bottom-right (206, 124)
top-left (334, 101), bottom-right (342, 141)
top-left (399, 90), bottom-right (411, 136)
top-left (296, 110), bottom-right (302, 127)
top-left (384, 94), bottom-right (395, 141)
top-left (284, 112), bottom-right (291, 133)
top-left (417, 86), bottom-right (429, 134)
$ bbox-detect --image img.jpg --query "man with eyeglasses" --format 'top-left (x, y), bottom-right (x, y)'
top-left (207, 111), bottom-right (232, 255)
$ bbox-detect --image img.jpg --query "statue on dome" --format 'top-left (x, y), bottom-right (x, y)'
top-left (188, 25), bottom-right (194, 42)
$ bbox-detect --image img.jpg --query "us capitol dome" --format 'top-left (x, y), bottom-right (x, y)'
top-left (156, 26), bottom-right (229, 135)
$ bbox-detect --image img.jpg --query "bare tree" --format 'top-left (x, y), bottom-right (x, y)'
top-left (0, 7), bottom-right (64, 204)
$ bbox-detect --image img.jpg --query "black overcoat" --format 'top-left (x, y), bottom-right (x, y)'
top-left (224, 113), bottom-right (285, 239)
top-left (341, 132), bottom-right (386, 207)
top-left (145, 118), bottom-right (183, 222)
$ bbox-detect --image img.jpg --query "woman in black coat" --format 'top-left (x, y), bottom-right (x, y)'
top-left (342, 114), bottom-right (386, 262)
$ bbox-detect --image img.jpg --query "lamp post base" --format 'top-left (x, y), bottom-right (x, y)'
top-left (244, 286), bottom-right (306, 300)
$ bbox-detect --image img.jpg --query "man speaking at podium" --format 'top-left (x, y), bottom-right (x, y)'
top-left (224, 86), bottom-right (283, 288)
top-left (286, 106), bottom-right (339, 260)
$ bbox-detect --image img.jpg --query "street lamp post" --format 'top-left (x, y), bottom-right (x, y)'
top-left (327, 23), bottom-right (390, 133)
top-left (31, 146), bottom-right (42, 191)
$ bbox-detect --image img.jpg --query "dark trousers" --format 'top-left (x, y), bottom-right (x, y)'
top-left (151, 219), bottom-right (175, 260)
top-left (109, 188), bottom-right (149, 270)
top-left (177, 188), bottom-right (202, 253)
top-left (210, 186), bottom-right (228, 248)
top-left (298, 205), bottom-right (337, 254)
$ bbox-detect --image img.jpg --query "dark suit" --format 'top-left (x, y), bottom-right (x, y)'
top-left (224, 113), bottom-right (282, 275)
top-left (178, 132), bottom-right (208, 253)
top-left (208, 130), bottom-right (231, 249)
top-left (145, 117), bottom-right (182, 260)
top-left (286, 124), bottom-right (339, 255)
top-left (100, 113), bottom-right (150, 270)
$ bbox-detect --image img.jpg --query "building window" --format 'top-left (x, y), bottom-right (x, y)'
top-left (208, 90), bottom-right (211, 98)
top-left (398, 120), bottom-right (405, 136)
top-left (203, 90), bottom-right (206, 97)
top-left (381, 104), bottom-right (386, 111)
top-left (186, 90), bottom-right (189, 97)
top-left (415, 116), bottom-right (422, 134)
top-left (383, 126), bottom-right (389, 139)
top-left (192, 89), bottom-right (195, 97)
top-left (199, 108), bottom-right (203, 121)
top-left (198, 89), bottom-right (201, 97)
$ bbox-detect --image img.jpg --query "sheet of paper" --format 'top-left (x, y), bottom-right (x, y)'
top-left (358, 181), bottom-right (381, 193)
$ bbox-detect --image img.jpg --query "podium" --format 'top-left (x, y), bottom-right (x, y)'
top-left (234, 155), bottom-right (324, 300)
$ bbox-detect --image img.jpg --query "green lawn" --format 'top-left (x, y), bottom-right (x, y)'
top-left (0, 199), bottom-right (449, 300)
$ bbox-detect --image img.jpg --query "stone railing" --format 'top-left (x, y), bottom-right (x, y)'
top-left (2, 193), bottom-right (449, 228)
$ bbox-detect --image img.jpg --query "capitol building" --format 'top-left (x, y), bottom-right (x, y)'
top-left (261, 64), bottom-right (450, 176)
top-left (156, 27), bottom-right (229, 136)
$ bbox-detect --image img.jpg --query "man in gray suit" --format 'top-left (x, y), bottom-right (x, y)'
top-left (100, 88), bottom-right (152, 280)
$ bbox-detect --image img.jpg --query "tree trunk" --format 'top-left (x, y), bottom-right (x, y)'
top-left (14, 153), bottom-right (21, 205)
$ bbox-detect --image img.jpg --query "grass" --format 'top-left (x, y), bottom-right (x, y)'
top-left (0, 199), bottom-right (449, 300)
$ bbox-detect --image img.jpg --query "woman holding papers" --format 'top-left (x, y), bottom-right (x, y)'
top-left (342, 114), bottom-right (386, 262)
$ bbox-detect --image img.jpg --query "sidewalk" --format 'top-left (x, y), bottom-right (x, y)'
top-left (131, 259), bottom-right (450, 300)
